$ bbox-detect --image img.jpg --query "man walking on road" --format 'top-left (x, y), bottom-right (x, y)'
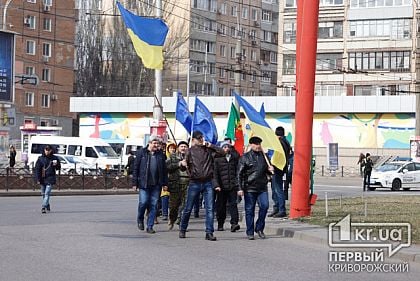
top-left (35, 145), bottom-right (61, 214)
top-left (132, 136), bottom-right (168, 234)
top-left (269, 126), bottom-right (291, 218)
top-left (238, 136), bottom-right (273, 240)
top-left (179, 131), bottom-right (225, 241)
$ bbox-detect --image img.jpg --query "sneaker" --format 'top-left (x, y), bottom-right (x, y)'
top-left (273, 213), bottom-right (287, 218)
top-left (205, 233), bottom-right (217, 241)
top-left (256, 230), bottom-right (266, 239)
top-left (247, 235), bottom-right (255, 240)
top-left (46, 205), bottom-right (51, 212)
top-left (231, 224), bottom-right (240, 232)
top-left (268, 211), bottom-right (279, 217)
top-left (41, 207), bottom-right (46, 214)
top-left (179, 230), bottom-right (186, 238)
top-left (217, 224), bottom-right (224, 231)
top-left (137, 221), bottom-right (144, 231)
top-left (146, 228), bottom-right (156, 234)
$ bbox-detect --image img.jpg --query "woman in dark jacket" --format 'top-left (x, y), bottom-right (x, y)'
top-left (35, 145), bottom-right (61, 213)
top-left (213, 142), bottom-right (240, 232)
top-left (9, 145), bottom-right (16, 170)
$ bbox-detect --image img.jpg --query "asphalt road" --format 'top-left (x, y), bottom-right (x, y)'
top-left (1, 195), bottom-right (419, 281)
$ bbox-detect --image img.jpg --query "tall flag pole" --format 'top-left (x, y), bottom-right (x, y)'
top-left (290, 0), bottom-right (320, 219)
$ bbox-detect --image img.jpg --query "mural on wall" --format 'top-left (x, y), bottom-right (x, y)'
top-left (79, 113), bottom-right (414, 149)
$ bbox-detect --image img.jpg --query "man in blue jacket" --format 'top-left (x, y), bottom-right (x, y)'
top-left (35, 145), bottom-right (61, 214)
top-left (132, 136), bottom-right (168, 234)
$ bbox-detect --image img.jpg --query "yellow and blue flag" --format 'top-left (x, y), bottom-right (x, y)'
top-left (235, 93), bottom-right (286, 170)
top-left (117, 2), bottom-right (169, 70)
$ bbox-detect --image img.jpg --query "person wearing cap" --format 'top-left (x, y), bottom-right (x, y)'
top-left (179, 130), bottom-right (225, 241)
top-left (34, 145), bottom-right (61, 214)
top-left (166, 141), bottom-right (190, 230)
top-left (132, 136), bottom-right (168, 234)
top-left (213, 141), bottom-right (240, 232)
top-left (237, 136), bottom-right (274, 240)
top-left (268, 126), bottom-right (291, 218)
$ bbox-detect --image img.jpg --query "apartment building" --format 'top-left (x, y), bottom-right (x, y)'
top-left (0, 0), bottom-right (76, 147)
top-left (278, 0), bottom-right (416, 97)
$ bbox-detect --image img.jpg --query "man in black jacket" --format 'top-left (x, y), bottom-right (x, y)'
top-left (238, 136), bottom-right (273, 240)
top-left (214, 141), bottom-right (240, 232)
top-left (35, 145), bottom-right (61, 214)
top-left (132, 136), bottom-right (168, 234)
top-left (179, 131), bottom-right (225, 241)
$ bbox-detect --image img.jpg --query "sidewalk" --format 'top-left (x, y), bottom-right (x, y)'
top-left (241, 216), bottom-right (420, 265)
top-left (0, 188), bottom-right (137, 197)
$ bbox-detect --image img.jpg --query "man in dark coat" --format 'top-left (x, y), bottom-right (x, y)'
top-left (132, 136), bottom-right (168, 234)
top-left (35, 145), bottom-right (61, 214)
top-left (238, 136), bottom-right (273, 240)
top-left (179, 131), bottom-right (225, 241)
top-left (213, 141), bottom-right (240, 232)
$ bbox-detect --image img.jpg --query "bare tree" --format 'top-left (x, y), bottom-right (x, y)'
top-left (75, 0), bottom-right (189, 97)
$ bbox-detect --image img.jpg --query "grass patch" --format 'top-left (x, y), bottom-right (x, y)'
top-left (296, 196), bottom-right (420, 244)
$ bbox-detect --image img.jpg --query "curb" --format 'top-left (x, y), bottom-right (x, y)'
top-left (0, 190), bottom-right (137, 197)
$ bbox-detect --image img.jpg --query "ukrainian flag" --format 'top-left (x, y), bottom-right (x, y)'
top-left (117, 2), bottom-right (169, 70)
top-left (235, 93), bottom-right (286, 170)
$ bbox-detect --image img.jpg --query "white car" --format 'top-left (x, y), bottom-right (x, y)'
top-left (369, 161), bottom-right (420, 191)
top-left (55, 155), bottom-right (97, 175)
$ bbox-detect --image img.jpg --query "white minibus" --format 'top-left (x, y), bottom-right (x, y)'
top-left (28, 136), bottom-right (121, 170)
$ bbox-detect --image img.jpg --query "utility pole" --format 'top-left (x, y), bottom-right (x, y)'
top-left (234, 3), bottom-right (242, 97)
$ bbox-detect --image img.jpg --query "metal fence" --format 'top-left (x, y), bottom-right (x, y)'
top-left (313, 165), bottom-right (360, 178)
top-left (0, 168), bottom-right (132, 191)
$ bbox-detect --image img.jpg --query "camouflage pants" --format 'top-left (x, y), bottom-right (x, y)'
top-left (169, 183), bottom-right (188, 224)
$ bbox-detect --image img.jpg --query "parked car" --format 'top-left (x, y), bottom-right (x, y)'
top-left (369, 161), bottom-right (420, 191)
top-left (55, 155), bottom-right (97, 175)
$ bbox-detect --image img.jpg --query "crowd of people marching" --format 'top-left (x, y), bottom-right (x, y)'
top-left (130, 126), bottom-right (292, 241)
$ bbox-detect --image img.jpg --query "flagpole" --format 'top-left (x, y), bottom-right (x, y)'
top-left (153, 0), bottom-right (163, 122)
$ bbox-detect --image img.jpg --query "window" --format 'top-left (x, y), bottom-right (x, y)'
top-left (263, 31), bottom-right (272, 42)
top-left (349, 19), bottom-right (411, 39)
top-left (41, 93), bottom-right (50, 108)
top-left (43, 18), bottom-right (52, 31)
top-left (25, 92), bottom-right (34, 106)
top-left (27, 0), bottom-right (36, 3)
top-left (270, 52), bottom-right (277, 64)
top-left (285, 0), bottom-right (296, 7)
top-left (242, 7), bottom-right (248, 19)
top-left (40, 119), bottom-right (50, 126)
top-left (42, 68), bottom-right (50, 81)
top-left (25, 15), bottom-right (36, 29)
top-left (317, 53), bottom-right (342, 71)
top-left (262, 10), bottom-right (272, 22)
top-left (320, 0), bottom-right (343, 5)
top-left (284, 21), bottom-right (296, 43)
top-left (26, 40), bottom-right (35, 55)
top-left (220, 45), bottom-right (226, 57)
top-left (350, 0), bottom-right (411, 8)
top-left (68, 145), bottom-right (82, 156)
top-left (219, 68), bottom-right (226, 78)
top-left (231, 5), bottom-right (237, 17)
top-left (250, 71), bottom-right (257, 82)
top-left (218, 24), bottom-right (226, 35)
top-left (85, 147), bottom-right (98, 158)
top-left (348, 51), bottom-right (410, 71)
top-left (218, 87), bottom-right (225, 96)
top-left (261, 71), bottom-right (271, 83)
top-left (220, 2), bottom-right (227, 14)
top-left (44, 0), bottom-right (52, 5)
top-left (251, 8), bottom-right (258, 21)
top-left (25, 66), bottom-right (35, 75)
top-left (230, 47), bottom-right (236, 58)
top-left (230, 26), bottom-right (236, 37)
top-left (283, 55), bottom-right (296, 75)
top-left (249, 29), bottom-right (256, 39)
top-left (42, 43), bottom-right (51, 57)
top-left (319, 21), bottom-right (343, 39)
top-left (250, 50), bottom-right (257, 61)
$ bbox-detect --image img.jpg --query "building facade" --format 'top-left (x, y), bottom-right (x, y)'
top-left (1, 0), bottom-right (76, 149)
top-left (278, 0), bottom-right (416, 97)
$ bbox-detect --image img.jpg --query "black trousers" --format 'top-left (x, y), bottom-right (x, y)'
top-left (363, 171), bottom-right (371, 191)
top-left (215, 189), bottom-right (239, 226)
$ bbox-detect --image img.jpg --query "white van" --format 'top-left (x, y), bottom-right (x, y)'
top-left (121, 138), bottom-right (145, 166)
top-left (28, 136), bottom-right (121, 170)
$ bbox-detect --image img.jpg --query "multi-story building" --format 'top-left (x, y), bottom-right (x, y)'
top-left (278, 0), bottom-right (416, 97)
top-left (0, 0), bottom-right (76, 149)
top-left (165, 0), bottom-right (279, 96)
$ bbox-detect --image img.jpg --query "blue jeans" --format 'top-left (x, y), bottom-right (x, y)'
top-left (137, 187), bottom-right (161, 229)
top-left (161, 195), bottom-right (169, 217)
top-left (180, 181), bottom-right (214, 233)
top-left (41, 184), bottom-right (52, 208)
top-left (272, 172), bottom-right (286, 215)
top-left (244, 191), bottom-right (269, 236)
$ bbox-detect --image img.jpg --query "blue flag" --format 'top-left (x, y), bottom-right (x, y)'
top-left (193, 97), bottom-right (218, 144)
top-left (260, 102), bottom-right (266, 119)
top-left (175, 93), bottom-right (193, 134)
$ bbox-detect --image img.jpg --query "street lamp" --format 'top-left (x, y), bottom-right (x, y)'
top-left (2, 0), bottom-right (14, 30)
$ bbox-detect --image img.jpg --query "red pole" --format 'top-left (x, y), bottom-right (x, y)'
top-left (290, 0), bottom-right (320, 218)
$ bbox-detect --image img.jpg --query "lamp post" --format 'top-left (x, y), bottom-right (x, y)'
top-left (2, 0), bottom-right (13, 30)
